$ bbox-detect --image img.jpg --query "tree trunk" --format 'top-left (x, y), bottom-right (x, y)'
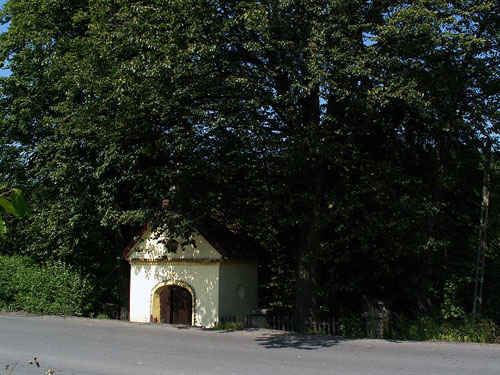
top-left (419, 135), bottom-right (449, 306)
top-left (293, 35), bottom-right (322, 331)
top-left (473, 139), bottom-right (491, 319)
top-left (294, 207), bottom-right (322, 330)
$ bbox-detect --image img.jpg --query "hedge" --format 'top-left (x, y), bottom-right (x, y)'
top-left (0, 255), bottom-right (95, 316)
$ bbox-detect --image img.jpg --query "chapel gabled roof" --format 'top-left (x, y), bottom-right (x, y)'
top-left (121, 213), bottom-right (266, 260)
top-left (121, 224), bottom-right (150, 259)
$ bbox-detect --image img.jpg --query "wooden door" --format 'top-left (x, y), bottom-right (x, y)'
top-left (159, 286), bottom-right (192, 325)
top-left (171, 287), bottom-right (192, 324)
top-left (159, 288), bottom-right (171, 324)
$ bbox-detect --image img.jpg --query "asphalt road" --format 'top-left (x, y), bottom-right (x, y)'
top-left (1, 313), bottom-right (499, 375)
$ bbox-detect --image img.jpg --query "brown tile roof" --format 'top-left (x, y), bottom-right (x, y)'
top-left (197, 215), bottom-right (265, 260)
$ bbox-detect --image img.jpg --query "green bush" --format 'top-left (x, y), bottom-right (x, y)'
top-left (339, 316), bottom-right (366, 338)
top-left (386, 314), bottom-right (500, 343)
top-left (0, 255), bottom-right (35, 310)
top-left (0, 255), bottom-right (95, 316)
top-left (337, 312), bottom-right (500, 343)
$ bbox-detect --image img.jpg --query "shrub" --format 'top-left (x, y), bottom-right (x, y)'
top-left (339, 316), bottom-right (366, 338)
top-left (0, 255), bottom-right (95, 316)
top-left (0, 255), bottom-right (34, 310)
top-left (386, 314), bottom-right (500, 343)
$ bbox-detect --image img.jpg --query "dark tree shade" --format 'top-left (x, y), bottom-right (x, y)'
top-left (0, 0), bottom-right (499, 322)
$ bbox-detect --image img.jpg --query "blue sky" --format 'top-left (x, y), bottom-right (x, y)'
top-left (0, 0), bottom-right (10, 77)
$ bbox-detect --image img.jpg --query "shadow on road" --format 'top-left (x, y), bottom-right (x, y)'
top-left (255, 333), bottom-right (347, 350)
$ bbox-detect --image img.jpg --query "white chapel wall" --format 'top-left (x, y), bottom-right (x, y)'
top-left (129, 262), bottom-right (220, 327)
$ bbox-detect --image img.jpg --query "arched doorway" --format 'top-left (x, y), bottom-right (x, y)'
top-left (152, 284), bottom-right (193, 325)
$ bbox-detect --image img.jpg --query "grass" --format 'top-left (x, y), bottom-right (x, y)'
top-left (213, 321), bottom-right (245, 331)
top-left (385, 315), bottom-right (500, 343)
top-left (336, 313), bottom-right (500, 343)
top-left (95, 313), bottom-right (111, 320)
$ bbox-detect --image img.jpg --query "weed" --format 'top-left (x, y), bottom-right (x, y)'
top-left (4, 356), bottom-right (55, 375)
top-left (213, 321), bottom-right (245, 331)
top-left (385, 314), bottom-right (500, 343)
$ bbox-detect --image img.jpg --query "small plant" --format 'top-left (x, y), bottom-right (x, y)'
top-left (213, 321), bottom-right (245, 331)
top-left (339, 316), bottom-right (366, 338)
top-left (302, 326), bottom-right (322, 335)
top-left (441, 281), bottom-right (465, 320)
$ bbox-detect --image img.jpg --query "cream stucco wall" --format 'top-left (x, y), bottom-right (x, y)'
top-left (129, 261), bottom-right (220, 327)
top-left (219, 261), bottom-right (258, 317)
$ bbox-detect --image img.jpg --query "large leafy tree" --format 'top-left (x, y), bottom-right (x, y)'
top-left (1, 0), bottom-right (499, 323)
top-left (0, 0), bottom-right (123, 290)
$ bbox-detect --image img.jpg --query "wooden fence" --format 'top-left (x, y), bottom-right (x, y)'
top-left (220, 314), bottom-right (341, 336)
top-left (269, 315), bottom-right (341, 336)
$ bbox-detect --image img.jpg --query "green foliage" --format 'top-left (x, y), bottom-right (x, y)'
top-left (386, 315), bottom-right (500, 344)
top-left (338, 313), bottom-right (500, 343)
top-left (0, 254), bottom-right (35, 307)
top-left (0, 187), bottom-right (29, 238)
top-left (0, 188), bottom-right (29, 218)
top-left (258, 251), bottom-right (295, 312)
top-left (0, 255), bottom-right (95, 316)
top-left (339, 317), bottom-right (367, 338)
top-left (213, 322), bottom-right (245, 331)
top-left (441, 280), bottom-right (466, 320)
top-left (0, 0), bottom-right (499, 325)
top-left (95, 313), bottom-right (110, 320)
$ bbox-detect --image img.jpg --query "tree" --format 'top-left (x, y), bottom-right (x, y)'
top-left (1, 0), bottom-right (499, 324)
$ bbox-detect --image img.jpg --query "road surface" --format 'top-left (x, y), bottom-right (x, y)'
top-left (1, 313), bottom-right (499, 375)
